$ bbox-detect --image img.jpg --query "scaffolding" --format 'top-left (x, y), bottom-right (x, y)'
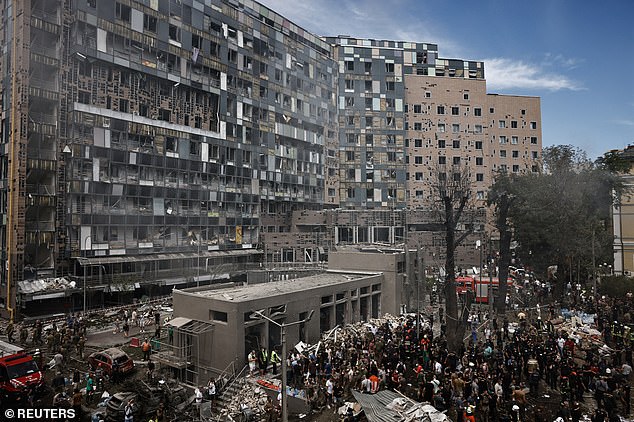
top-left (153, 317), bottom-right (223, 387)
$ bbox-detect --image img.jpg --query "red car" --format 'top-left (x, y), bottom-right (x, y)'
top-left (88, 348), bottom-right (135, 377)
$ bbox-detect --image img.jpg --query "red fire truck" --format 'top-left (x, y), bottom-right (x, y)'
top-left (0, 340), bottom-right (45, 403)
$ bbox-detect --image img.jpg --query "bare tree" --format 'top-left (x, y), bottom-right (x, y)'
top-left (430, 163), bottom-right (476, 351)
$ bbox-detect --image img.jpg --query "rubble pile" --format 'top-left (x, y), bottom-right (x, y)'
top-left (214, 378), bottom-right (269, 421)
top-left (18, 277), bottom-right (75, 294)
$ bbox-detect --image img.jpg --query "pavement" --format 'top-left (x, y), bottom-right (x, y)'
top-left (85, 320), bottom-right (163, 349)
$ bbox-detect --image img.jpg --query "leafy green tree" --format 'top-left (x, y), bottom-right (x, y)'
top-left (489, 145), bottom-right (624, 295)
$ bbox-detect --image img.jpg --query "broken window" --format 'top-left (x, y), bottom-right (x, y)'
top-left (116, 2), bottom-right (131, 22)
top-left (144, 14), bottom-right (157, 32)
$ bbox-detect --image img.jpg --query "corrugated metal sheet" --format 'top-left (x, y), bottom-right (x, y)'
top-left (351, 390), bottom-right (450, 422)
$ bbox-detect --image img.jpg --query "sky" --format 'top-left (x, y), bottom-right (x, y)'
top-left (258, 0), bottom-right (634, 160)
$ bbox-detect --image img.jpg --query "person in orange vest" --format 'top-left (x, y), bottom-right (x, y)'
top-left (141, 338), bottom-right (151, 361)
top-left (464, 404), bottom-right (476, 422)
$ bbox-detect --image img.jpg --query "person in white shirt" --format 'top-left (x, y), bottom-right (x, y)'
top-left (326, 377), bottom-right (334, 408)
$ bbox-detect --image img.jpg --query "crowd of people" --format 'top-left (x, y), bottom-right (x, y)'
top-left (252, 291), bottom-right (634, 422)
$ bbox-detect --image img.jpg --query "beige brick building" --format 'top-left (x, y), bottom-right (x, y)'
top-left (404, 76), bottom-right (542, 208)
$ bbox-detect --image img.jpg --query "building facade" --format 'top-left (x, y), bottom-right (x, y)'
top-left (0, 0), bottom-right (336, 317)
top-left (0, 1), bottom-right (541, 318)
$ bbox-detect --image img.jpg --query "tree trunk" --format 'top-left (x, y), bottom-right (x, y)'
top-left (495, 193), bottom-right (512, 314)
top-left (497, 228), bottom-right (512, 314)
top-left (443, 196), bottom-right (462, 352)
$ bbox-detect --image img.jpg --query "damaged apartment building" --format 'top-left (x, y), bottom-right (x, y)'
top-left (0, 0), bottom-right (541, 319)
top-left (0, 0), bottom-right (336, 318)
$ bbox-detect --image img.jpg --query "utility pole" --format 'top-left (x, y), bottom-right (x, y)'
top-left (250, 310), bottom-right (314, 422)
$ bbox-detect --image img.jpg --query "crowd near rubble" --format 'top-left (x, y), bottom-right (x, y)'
top-left (6, 284), bottom-right (634, 421)
top-left (231, 287), bottom-right (634, 422)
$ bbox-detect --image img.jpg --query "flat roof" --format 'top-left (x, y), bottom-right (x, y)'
top-left (185, 270), bottom-right (380, 303)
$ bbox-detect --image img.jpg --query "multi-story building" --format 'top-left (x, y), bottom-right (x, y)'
top-left (405, 77), bottom-right (542, 208)
top-left (0, 0), bottom-right (336, 318)
top-left (612, 146), bottom-right (634, 276)
top-left (0, 1), bottom-right (541, 318)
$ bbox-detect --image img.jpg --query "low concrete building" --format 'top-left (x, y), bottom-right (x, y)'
top-left (171, 270), bottom-right (383, 372)
top-left (328, 246), bottom-right (413, 315)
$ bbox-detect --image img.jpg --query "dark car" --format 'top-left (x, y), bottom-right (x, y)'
top-left (88, 348), bottom-right (134, 377)
top-left (105, 381), bottom-right (190, 422)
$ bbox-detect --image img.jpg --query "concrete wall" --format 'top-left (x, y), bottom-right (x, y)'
top-left (172, 272), bottom-right (383, 371)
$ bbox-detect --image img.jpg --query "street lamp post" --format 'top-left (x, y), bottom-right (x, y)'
top-left (83, 236), bottom-right (92, 315)
top-left (250, 309), bottom-right (314, 422)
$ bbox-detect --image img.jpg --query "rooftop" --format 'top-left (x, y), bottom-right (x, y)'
top-left (182, 270), bottom-right (379, 303)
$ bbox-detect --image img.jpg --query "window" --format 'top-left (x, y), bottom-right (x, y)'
top-left (438, 156), bottom-right (446, 164)
top-left (474, 108), bottom-right (482, 117)
top-left (512, 150), bottom-right (519, 158)
top-left (346, 116), bottom-right (355, 125)
top-left (500, 150), bottom-right (507, 158)
top-left (328, 188), bottom-right (335, 197)
top-left (425, 92), bottom-right (431, 98)
top-left (476, 191), bottom-right (485, 200)
top-left (512, 165), bottom-right (520, 172)
top-left (345, 97), bottom-right (354, 107)
top-left (511, 120), bottom-right (518, 129)
top-left (346, 133), bottom-right (357, 144)
top-left (347, 169), bottom-right (355, 180)
top-left (437, 106), bottom-right (445, 115)
top-left (489, 107), bottom-right (495, 113)
top-left (475, 141), bottom-right (483, 150)
top-left (328, 168), bottom-right (336, 176)
top-left (476, 173), bottom-right (484, 182)
top-left (414, 123), bottom-right (422, 131)
top-left (499, 120), bottom-right (506, 128)
top-left (511, 136), bottom-right (518, 144)
top-left (532, 151), bottom-right (538, 159)
top-left (476, 157), bottom-right (483, 165)
top-left (364, 80), bottom-right (372, 92)
top-left (415, 190), bottom-right (424, 198)
top-left (386, 81), bottom-right (395, 91)
top-left (345, 60), bottom-right (354, 71)
top-left (346, 151), bottom-right (355, 161)
top-left (364, 62), bottom-right (372, 72)
top-left (385, 62), bottom-right (394, 73)
top-left (499, 136), bottom-right (507, 144)
top-left (211, 310), bottom-right (228, 323)
top-left (169, 24), bottom-right (181, 42)
top-left (116, 2), bottom-right (131, 22)
top-left (453, 156), bottom-right (461, 165)
top-left (365, 117), bottom-right (373, 127)
top-left (451, 106), bottom-right (459, 115)
top-left (414, 139), bottom-right (423, 147)
top-left (452, 124), bottom-right (460, 133)
top-left (438, 123), bottom-right (446, 133)
top-left (347, 188), bottom-right (355, 198)
top-left (414, 156), bottom-right (423, 164)
top-left (438, 139), bottom-right (445, 148)
top-left (345, 79), bottom-right (354, 90)
top-left (464, 93), bottom-right (469, 100)
top-left (413, 104), bottom-right (422, 113)
top-left (452, 140), bottom-right (460, 148)
top-left (532, 165), bottom-right (538, 173)
top-left (522, 109), bottom-right (526, 115)
top-left (144, 14), bottom-right (157, 32)
top-left (474, 125), bottom-right (483, 134)
top-left (415, 172), bottom-right (424, 181)
top-left (365, 134), bottom-right (373, 145)
top-left (531, 136), bottom-right (538, 144)
top-left (530, 121), bottom-right (537, 129)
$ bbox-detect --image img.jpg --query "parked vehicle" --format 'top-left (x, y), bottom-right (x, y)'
top-left (88, 348), bottom-right (135, 377)
top-left (0, 345), bottom-right (45, 403)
